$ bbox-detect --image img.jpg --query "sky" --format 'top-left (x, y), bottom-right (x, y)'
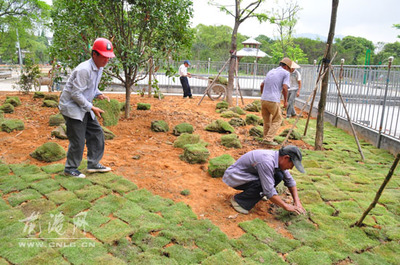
top-left (192, 0), bottom-right (400, 44)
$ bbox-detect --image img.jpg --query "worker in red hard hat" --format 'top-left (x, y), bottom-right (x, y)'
top-left (59, 37), bottom-right (115, 178)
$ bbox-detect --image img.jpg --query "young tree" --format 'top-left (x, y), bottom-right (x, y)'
top-left (315, 0), bottom-right (339, 150)
top-left (51, 0), bottom-right (193, 118)
top-left (191, 24), bottom-right (247, 61)
top-left (0, 0), bottom-right (50, 63)
top-left (270, 0), bottom-right (301, 58)
top-left (334, 36), bottom-right (374, 65)
top-left (210, 0), bottom-right (270, 106)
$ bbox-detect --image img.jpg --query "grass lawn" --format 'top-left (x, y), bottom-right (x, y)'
top-left (0, 119), bottom-right (399, 264)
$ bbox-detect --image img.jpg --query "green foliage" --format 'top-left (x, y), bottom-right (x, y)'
top-left (14, 58), bottom-right (41, 93)
top-left (334, 36), bottom-right (375, 65)
top-left (50, 0), bottom-right (193, 118)
top-left (30, 142), bottom-right (66, 162)
top-left (208, 154), bottom-right (236, 178)
top-left (192, 24), bottom-right (247, 61)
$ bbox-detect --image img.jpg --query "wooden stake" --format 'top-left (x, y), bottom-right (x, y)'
top-left (330, 65), bottom-right (365, 160)
top-left (353, 153), bottom-right (400, 227)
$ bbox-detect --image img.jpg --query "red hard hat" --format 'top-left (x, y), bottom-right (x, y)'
top-left (92, 38), bottom-right (115, 58)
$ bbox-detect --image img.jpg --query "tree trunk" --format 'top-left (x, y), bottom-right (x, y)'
top-left (227, 22), bottom-right (239, 106)
top-left (226, 1), bottom-right (240, 106)
top-left (125, 83), bottom-right (131, 118)
top-left (315, 0), bottom-right (339, 150)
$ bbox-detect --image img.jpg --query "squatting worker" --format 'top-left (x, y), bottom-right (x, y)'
top-left (179, 60), bottom-right (193, 99)
top-left (259, 57), bottom-right (292, 146)
top-left (223, 145), bottom-right (306, 215)
top-left (59, 38), bottom-right (115, 178)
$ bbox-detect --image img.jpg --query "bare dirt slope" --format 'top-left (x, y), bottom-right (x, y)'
top-left (0, 91), bottom-right (312, 238)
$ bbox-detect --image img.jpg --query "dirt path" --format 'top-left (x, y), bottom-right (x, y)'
top-left (0, 91), bottom-right (312, 238)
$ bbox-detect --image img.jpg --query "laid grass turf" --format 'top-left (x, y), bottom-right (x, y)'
top-left (0, 119), bottom-right (399, 264)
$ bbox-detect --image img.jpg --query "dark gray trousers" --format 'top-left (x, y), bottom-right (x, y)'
top-left (63, 113), bottom-right (104, 170)
top-left (287, 89), bottom-right (298, 117)
top-left (233, 169), bottom-right (285, 210)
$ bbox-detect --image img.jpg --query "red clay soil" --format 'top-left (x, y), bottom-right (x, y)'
top-left (0, 91), bottom-right (313, 238)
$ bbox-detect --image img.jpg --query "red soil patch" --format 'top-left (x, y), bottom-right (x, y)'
top-left (0, 91), bottom-right (312, 238)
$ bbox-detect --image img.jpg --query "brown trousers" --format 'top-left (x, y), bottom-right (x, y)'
top-left (261, 100), bottom-right (282, 141)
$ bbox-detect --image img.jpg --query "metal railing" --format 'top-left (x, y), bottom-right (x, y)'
top-left (299, 64), bottom-right (400, 142)
top-left (149, 60), bottom-right (400, 143)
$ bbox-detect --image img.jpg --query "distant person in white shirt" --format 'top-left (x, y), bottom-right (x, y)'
top-left (287, 62), bottom-right (302, 118)
top-left (178, 60), bottom-right (193, 98)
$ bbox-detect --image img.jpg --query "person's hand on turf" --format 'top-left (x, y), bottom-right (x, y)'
top-left (92, 106), bottom-right (104, 118)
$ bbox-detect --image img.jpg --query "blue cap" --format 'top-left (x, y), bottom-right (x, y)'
top-left (184, 60), bottom-right (191, 65)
